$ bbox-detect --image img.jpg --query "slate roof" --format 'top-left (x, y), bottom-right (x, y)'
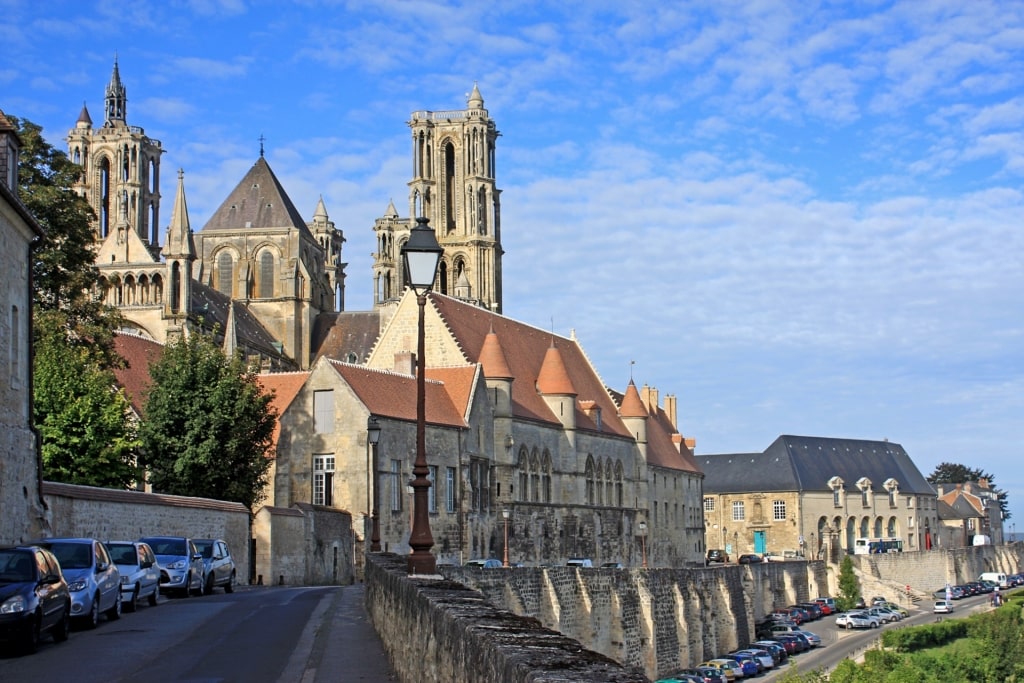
top-left (311, 311), bottom-right (382, 364)
top-left (696, 435), bottom-right (935, 495)
top-left (200, 157), bottom-right (311, 236)
top-left (428, 294), bottom-right (700, 474)
top-left (190, 281), bottom-right (286, 361)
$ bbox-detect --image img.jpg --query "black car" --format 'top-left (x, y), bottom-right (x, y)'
top-left (706, 549), bottom-right (728, 564)
top-left (738, 554), bottom-right (763, 564)
top-left (0, 546), bottom-right (72, 653)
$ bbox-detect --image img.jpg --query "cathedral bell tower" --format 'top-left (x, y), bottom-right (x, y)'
top-left (67, 58), bottom-right (164, 255)
top-left (372, 84), bottom-right (503, 312)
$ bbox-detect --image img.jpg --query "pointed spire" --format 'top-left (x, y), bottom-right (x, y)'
top-left (537, 342), bottom-right (576, 395)
top-left (384, 198), bottom-right (399, 219)
top-left (313, 195), bottom-right (328, 220)
top-left (479, 327), bottom-right (513, 379)
top-left (223, 302), bottom-right (238, 357)
top-left (165, 169), bottom-right (195, 258)
top-left (619, 380), bottom-right (647, 418)
top-left (105, 55), bottom-right (127, 124)
top-left (76, 102), bottom-right (93, 128)
top-left (468, 82), bottom-right (484, 109)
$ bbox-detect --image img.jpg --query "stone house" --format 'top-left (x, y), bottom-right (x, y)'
top-left (0, 110), bottom-right (48, 544)
top-left (936, 480), bottom-right (1004, 546)
top-left (697, 435), bottom-right (939, 561)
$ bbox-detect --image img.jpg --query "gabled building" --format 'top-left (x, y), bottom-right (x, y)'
top-left (697, 435), bottom-right (938, 561)
top-left (936, 480), bottom-right (1003, 546)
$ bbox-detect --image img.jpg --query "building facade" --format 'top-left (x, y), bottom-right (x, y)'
top-left (0, 111), bottom-right (48, 544)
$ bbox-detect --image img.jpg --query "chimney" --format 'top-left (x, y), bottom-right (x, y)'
top-left (649, 387), bottom-right (659, 414)
top-left (664, 394), bottom-right (677, 429)
top-left (394, 351), bottom-right (415, 376)
top-left (640, 384), bottom-right (652, 413)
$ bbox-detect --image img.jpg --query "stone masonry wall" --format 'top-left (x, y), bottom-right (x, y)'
top-left (852, 544), bottom-right (1024, 600)
top-left (366, 553), bottom-right (648, 683)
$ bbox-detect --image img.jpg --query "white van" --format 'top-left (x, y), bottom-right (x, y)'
top-left (979, 572), bottom-right (1009, 588)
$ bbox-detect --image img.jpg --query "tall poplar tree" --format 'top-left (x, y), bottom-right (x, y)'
top-left (139, 332), bottom-right (276, 510)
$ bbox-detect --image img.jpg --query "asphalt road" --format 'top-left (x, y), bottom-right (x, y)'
top-left (0, 583), bottom-right (397, 683)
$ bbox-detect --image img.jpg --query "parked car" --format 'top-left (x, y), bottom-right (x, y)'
top-left (600, 562), bottom-right (624, 569)
top-left (464, 558), bottom-right (502, 568)
top-left (682, 667), bottom-right (727, 683)
top-left (722, 653), bottom-right (759, 677)
top-left (867, 606), bottom-right (899, 624)
top-left (655, 674), bottom-right (703, 683)
top-left (813, 597), bottom-right (836, 614)
top-left (796, 602), bottom-right (823, 620)
top-left (140, 536), bottom-right (204, 597)
top-left (106, 540), bottom-right (161, 611)
top-left (701, 658), bottom-right (742, 680)
top-left (194, 539), bottom-right (236, 594)
top-left (735, 647), bottom-right (774, 669)
top-left (566, 558), bottom-right (593, 568)
top-left (0, 546), bottom-right (71, 653)
top-left (32, 538), bottom-right (120, 628)
top-left (772, 633), bottom-right (808, 653)
top-left (836, 611), bottom-right (880, 629)
top-left (706, 549), bottom-right (728, 564)
top-left (751, 640), bottom-right (788, 662)
top-left (737, 554), bottom-right (762, 564)
top-left (933, 599), bottom-right (954, 614)
top-left (794, 630), bottom-right (822, 647)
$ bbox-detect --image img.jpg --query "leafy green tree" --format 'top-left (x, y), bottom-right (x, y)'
top-left (34, 310), bottom-right (140, 488)
top-left (928, 462), bottom-right (1010, 520)
top-left (836, 554), bottom-right (861, 612)
top-left (139, 332), bottom-right (276, 509)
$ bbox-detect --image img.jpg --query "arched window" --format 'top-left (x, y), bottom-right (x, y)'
top-left (530, 450), bottom-right (540, 503)
top-left (217, 252), bottom-right (233, 296)
top-left (585, 456), bottom-right (595, 505)
top-left (169, 263), bottom-right (180, 313)
top-left (595, 460), bottom-right (604, 506)
top-left (258, 251), bottom-right (274, 298)
top-left (98, 157), bottom-right (111, 238)
top-left (615, 461), bottom-right (624, 507)
top-left (604, 459), bottom-right (614, 505)
top-left (443, 141), bottom-right (456, 233)
top-left (542, 451), bottom-right (552, 503)
top-left (437, 260), bottom-right (449, 295)
top-left (518, 447), bottom-right (529, 502)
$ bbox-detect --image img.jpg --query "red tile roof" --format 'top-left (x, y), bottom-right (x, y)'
top-left (256, 371), bottom-right (310, 448)
top-left (536, 343), bottom-right (576, 395)
top-left (479, 329), bottom-right (513, 379)
top-left (112, 333), bottom-right (164, 416)
top-left (619, 380), bottom-right (647, 418)
top-left (328, 361), bottom-right (467, 428)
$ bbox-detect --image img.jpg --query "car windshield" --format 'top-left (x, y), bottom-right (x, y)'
top-left (0, 551), bottom-right (35, 582)
top-left (48, 542), bottom-right (92, 569)
top-left (107, 544), bottom-right (138, 565)
top-left (194, 541), bottom-right (214, 559)
top-left (146, 539), bottom-right (186, 556)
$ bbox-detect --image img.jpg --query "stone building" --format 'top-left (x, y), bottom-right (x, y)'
top-left (936, 480), bottom-right (1004, 546)
top-left (0, 111), bottom-right (48, 544)
top-left (697, 435), bottom-right (939, 561)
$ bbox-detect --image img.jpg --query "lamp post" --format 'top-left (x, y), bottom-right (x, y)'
top-left (639, 520), bottom-right (648, 568)
top-left (401, 216), bottom-right (444, 575)
top-left (367, 416), bottom-right (382, 552)
top-left (503, 509), bottom-right (511, 568)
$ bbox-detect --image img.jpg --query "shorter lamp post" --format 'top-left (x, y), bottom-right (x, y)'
top-left (639, 520), bottom-right (648, 568)
top-left (502, 509), bottom-right (510, 568)
top-left (367, 416), bottom-right (382, 552)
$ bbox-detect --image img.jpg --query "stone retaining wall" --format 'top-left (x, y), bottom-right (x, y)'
top-left (365, 553), bottom-right (648, 683)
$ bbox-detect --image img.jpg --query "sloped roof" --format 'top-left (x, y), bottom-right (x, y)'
top-left (311, 311), bottom-right (382, 364)
top-left (426, 366), bottom-right (480, 423)
top-left (200, 157), bottom-right (311, 236)
top-left (112, 333), bottom-right (165, 415)
top-left (697, 435), bottom-right (935, 495)
top-left (327, 361), bottom-right (466, 428)
top-left (937, 487), bottom-right (985, 516)
top-left (256, 371), bottom-right (309, 448)
top-left (190, 281), bottom-right (285, 361)
top-left (428, 294), bottom-right (699, 474)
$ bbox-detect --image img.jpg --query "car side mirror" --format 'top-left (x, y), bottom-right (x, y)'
top-left (193, 554), bottom-right (202, 561)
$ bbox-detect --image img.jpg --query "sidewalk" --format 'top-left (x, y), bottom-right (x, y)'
top-left (280, 583), bottom-right (398, 683)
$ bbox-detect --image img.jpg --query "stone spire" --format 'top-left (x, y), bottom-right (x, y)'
top-left (76, 102), bottom-right (93, 129)
top-left (105, 57), bottom-right (127, 125)
top-left (164, 169), bottom-right (195, 259)
top-left (468, 82), bottom-right (484, 109)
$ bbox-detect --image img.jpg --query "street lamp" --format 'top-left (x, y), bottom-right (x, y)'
top-left (639, 520), bottom-right (648, 568)
top-left (367, 416), bottom-right (382, 552)
top-left (401, 216), bottom-right (444, 575)
top-left (503, 509), bottom-right (511, 568)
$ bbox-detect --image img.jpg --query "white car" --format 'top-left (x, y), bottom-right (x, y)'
top-left (106, 540), bottom-right (160, 611)
top-left (836, 611), bottom-right (880, 629)
top-left (934, 599), bottom-right (954, 614)
top-left (140, 536), bottom-right (205, 597)
top-left (868, 606), bottom-right (900, 623)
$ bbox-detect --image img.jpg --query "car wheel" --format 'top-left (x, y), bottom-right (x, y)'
top-left (125, 586), bottom-right (138, 613)
top-left (52, 603), bottom-right (70, 643)
top-left (871, 621), bottom-right (879, 628)
top-left (21, 610), bottom-right (41, 654)
top-left (148, 584), bottom-right (160, 607)
top-left (225, 573), bottom-right (235, 593)
top-left (81, 594), bottom-right (101, 629)
top-left (205, 573), bottom-right (215, 595)
top-left (107, 592), bottom-right (122, 621)
top-left (180, 574), bottom-right (191, 598)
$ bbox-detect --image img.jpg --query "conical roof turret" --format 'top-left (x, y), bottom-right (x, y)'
top-left (468, 83), bottom-right (484, 109)
top-left (76, 102), bottom-right (93, 128)
top-left (537, 342), bottom-right (576, 395)
top-left (479, 328), bottom-right (513, 380)
top-left (619, 380), bottom-right (647, 418)
top-left (313, 195), bottom-right (328, 221)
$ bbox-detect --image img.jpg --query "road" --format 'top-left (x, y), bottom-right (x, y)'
top-left (759, 591), bottom-right (1002, 680)
top-left (0, 583), bottom-right (397, 683)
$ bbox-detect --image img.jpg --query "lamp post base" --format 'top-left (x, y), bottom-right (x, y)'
top-left (407, 552), bottom-right (436, 575)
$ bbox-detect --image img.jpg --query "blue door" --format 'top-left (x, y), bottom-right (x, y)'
top-left (754, 531), bottom-right (767, 554)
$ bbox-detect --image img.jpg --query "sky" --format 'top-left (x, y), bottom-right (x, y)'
top-left (3, 1), bottom-right (1023, 526)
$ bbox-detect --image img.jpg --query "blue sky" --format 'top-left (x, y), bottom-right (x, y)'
top-left (4, 1), bottom-right (1023, 527)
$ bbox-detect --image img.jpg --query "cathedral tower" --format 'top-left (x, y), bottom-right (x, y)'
top-left (373, 85), bottom-right (503, 312)
top-left (66, 58), bottom-right (164, 252)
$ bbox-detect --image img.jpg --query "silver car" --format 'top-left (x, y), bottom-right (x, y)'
top-left (106, 541), bottom-right (160, 611)
top-left (33, 538), bottom-right (121, 628)
top-left (140, 536), bottom-right (204, 597)
top-left (193, 539), bottom-right (236, 594)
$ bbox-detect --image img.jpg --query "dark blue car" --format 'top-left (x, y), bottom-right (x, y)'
top-left (0, 546), bottom-right (71, 653)
top-left (723, 652), bottom-right (760, 676)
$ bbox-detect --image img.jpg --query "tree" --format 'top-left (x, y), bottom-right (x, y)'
top-left (139, 332), bottom-right (276, 510)
top-left (927, 462), bottom-right (1010, 521)
top-left (836, 554), bottom-right (861, 612)
top-left (34, 310), bottom-right (140, 488)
